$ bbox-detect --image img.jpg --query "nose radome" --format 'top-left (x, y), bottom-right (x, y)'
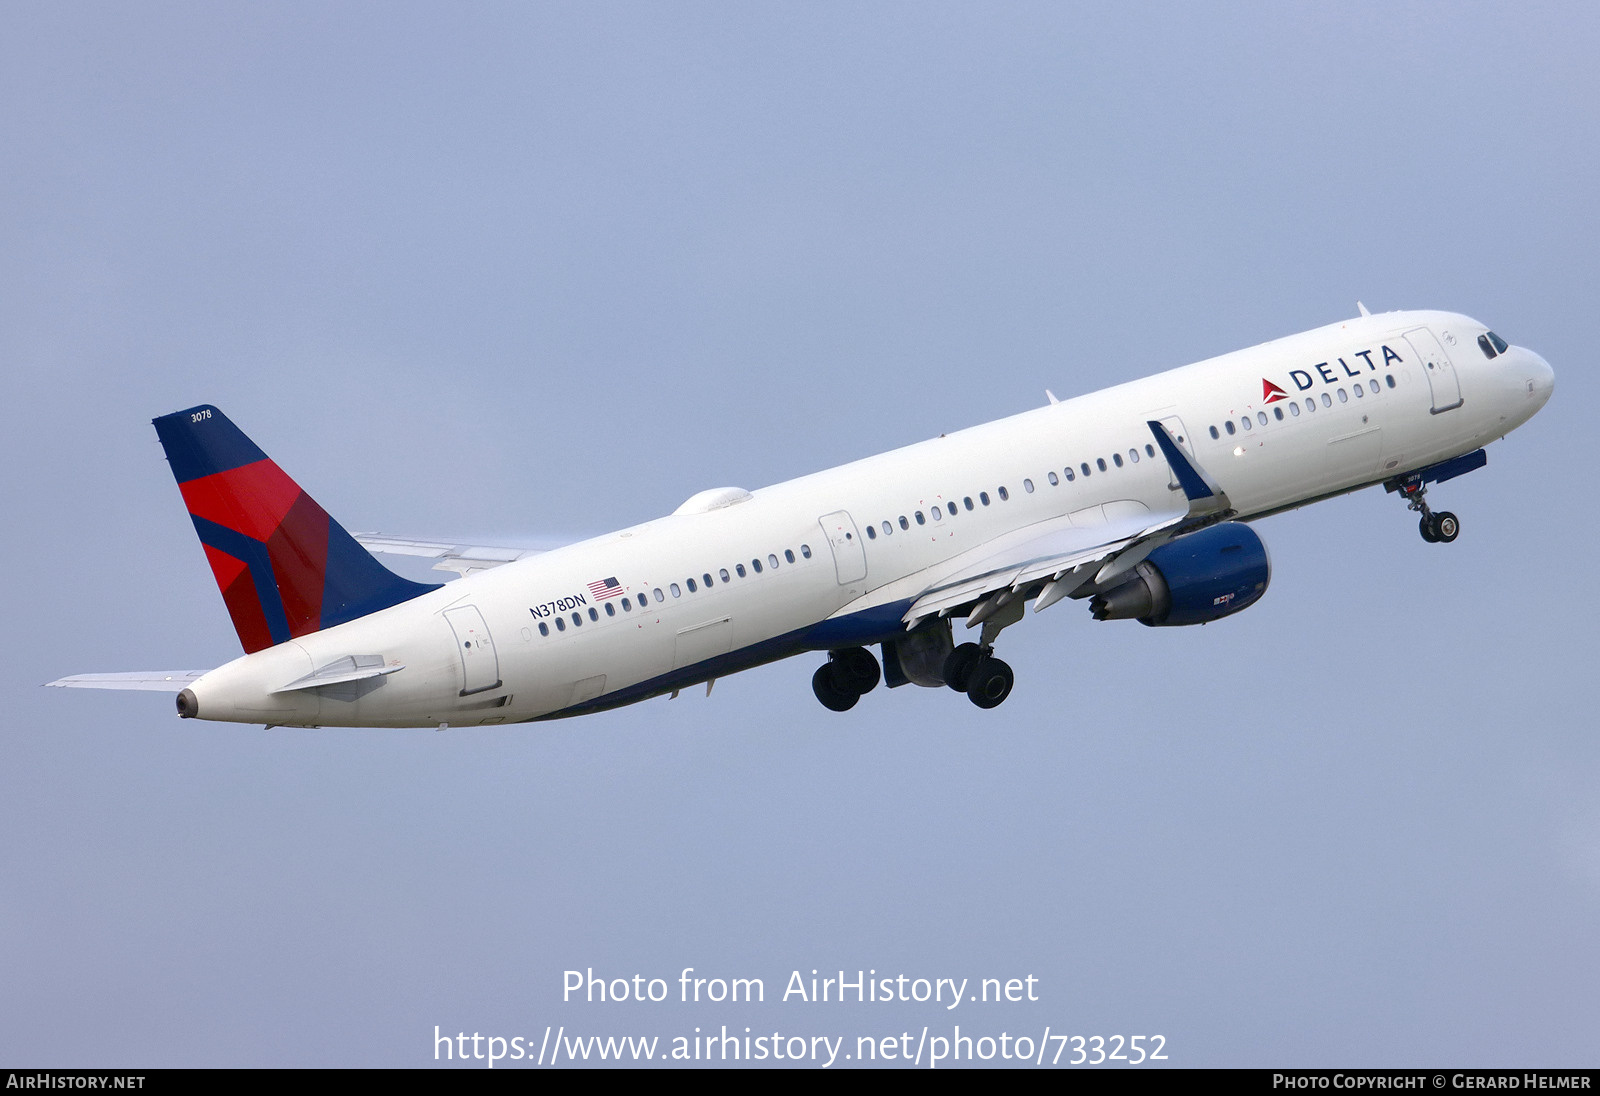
top-left (1526, 349), bottom-right (1555, 408)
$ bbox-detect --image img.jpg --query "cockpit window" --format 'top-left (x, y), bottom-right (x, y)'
top-left (1488, 330), bottom-right (1509, 354)
top-left (1478, 334), bottom-right (1497, 359)
top-left (1479, 331), bottom-right (1510, 359)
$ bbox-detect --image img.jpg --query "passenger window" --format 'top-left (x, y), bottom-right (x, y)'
top-left (1145, 444), bottom-right (1155, 457)
top-left (572, 612), bottom-right (582, 627)
top-left (1081, 463), bottom-right (1091, 477)
top-left (1306, 398), bottom-right (1317, 412)
top-left (801, 545), bottom-right (812, 558)
top-left (1337, 388), bottom-right (1348, 403)
top-left (589, 607), bottom-right (598, 621)
top-left (555, 617), bottom-right (565, 632)
top-left (1112, 453), bottom-right (1123, 467)
top-left (720, 569), bottom-right (731, 582)
top-left (686, 578), bottom-right (697, 592)
top-left (670, 583), bottom-right (681, 597)
top-left (931, 507), bottom-right (942, 521)
top-left (1322, 393), bottom-right (1332, 407)
top-left (998, 486), bottom-right (1010, 500)
top-left (736, 564), bottom-right (746, 578)
top-left (1129, 448), bottom-right (1139, 463)
top-left (1257, 411), bottom-right (1268, 425)
top-left (1023, 478), bottom-right (1034, 493)
top-left (785, 549), bottom-right (795, 563)
top-left (963, 497), bottom-right (974, 510)
top-left (1289, 402), bottom-right (1299, 417)
top-left (605, 602), bottom-right (615, 617)
top-left (947, 502), bottom-right (957, 516)
top-left (768, 554), bottom-right (779, 569)
top-left (1210, 425), bottom-right (1220, 439)
top-left (751, 559), bottom-right (762, 573)
top-left (980, 492), bottom-right (991, 505)
top-left (704, 573), bottom-right (714, 586)
top-left (1241, 417), bottom-right (1252, 431)
top-left (1371, 380), bottom-right (1380, 393)
top-left (539, 622), bottom-right (549, 636)
top-left (1273, 406), bottom-right (1283, 420)
top-left (654, 588), bottom-right (665, 602)
top-left (1048, 471), bottom-right (1059, 485)
top-left (900, 515), bottom-right (910, 529)
top-left (1225, 420), bottom-right (1236, 435)
top-left (622, 597), bottom-right (632, 611)
top-left (882, 521), bottom-right (892, 536)
top-left (1386, 375), bottom-right (1395, 389)
top-left (1096, 458), bottom-right (1106, 472)
top-left (866, 525), bottom-right (876, 539)
top-left (915, 511), bottom-right (925, 525)
top-left (1064, 468), bottom-right (1075, 481)
top-left (1352, 384), bottom-right (1363, 398)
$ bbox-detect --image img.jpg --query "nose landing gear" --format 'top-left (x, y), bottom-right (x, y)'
top-left (1396, 477), bottom-right (1460, 544)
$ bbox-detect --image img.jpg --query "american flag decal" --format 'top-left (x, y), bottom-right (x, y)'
top-left (587, 577), bottom-right (623, 599)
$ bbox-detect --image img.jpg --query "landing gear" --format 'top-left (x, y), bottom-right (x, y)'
top-left (811, 647), bottom-right (880, 712)
top-left (941, 642), bottom-right (1013, 709)
top-left (941, 643), bottom-right (983, 692)
top-left (1394, 476), bottom-right (1461, 544)
top-left (964, 655), bottom-right (1014, 709)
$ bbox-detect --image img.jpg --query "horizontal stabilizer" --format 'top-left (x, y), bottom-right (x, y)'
top-left (45, 671), bottom-right (206, 692)
top-left (274, 654), bottom-right (403, 694)
top-left (352, 533), bottom-right (544, 576)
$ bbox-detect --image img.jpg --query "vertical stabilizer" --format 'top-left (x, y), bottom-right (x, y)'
top-left (153, 405), bottom-right (440, 653)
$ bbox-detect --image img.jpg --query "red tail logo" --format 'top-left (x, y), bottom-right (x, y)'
top-left (1262, 379), bottom-right (1288, 403)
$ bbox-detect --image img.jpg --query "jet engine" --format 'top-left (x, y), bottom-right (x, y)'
top-left (1089, 522), bottom-right (1270, 627)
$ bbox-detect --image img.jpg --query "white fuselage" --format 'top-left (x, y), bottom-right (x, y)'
top-left (186, 310), bottom-right (1554, 727)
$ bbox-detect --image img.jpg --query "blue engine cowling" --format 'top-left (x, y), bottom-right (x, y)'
top-left (1089, 522), bottom-right (1270, 627)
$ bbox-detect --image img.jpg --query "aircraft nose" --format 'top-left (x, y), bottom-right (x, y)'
top-left (1525, 348), bottom-right (1555, 409)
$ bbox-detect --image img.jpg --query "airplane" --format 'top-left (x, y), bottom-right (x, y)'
top-left (48, 306), bottom-right (1553, 727)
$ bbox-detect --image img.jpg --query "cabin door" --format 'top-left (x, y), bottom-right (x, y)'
top-left (818, 511), bottom-right (867, 584)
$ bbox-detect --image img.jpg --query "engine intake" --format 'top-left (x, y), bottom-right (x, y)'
top-left (1090, 522), bottom-right (1270, 627)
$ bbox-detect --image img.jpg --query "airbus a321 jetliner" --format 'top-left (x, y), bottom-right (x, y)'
top-left (50, 307), bottom-right (1553, 725)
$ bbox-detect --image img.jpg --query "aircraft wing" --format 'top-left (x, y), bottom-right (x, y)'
top-left (352, 533), bottom-right (545, 576)
top-left (903, 504), bottom-right (1186, 625)
top-left (902, 420), bottom-right (1234, 626)
top-left (45, 671), bottom-right (206, 691)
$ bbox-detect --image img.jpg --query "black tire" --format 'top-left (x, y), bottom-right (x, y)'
top-left (942, 643), bottom-right (984, 692)
top-left (966, 656), bottom-right (1014, 709)
top-left (1419, 515), bottom-right (1439, 543)
top-left (1434, 511), bottom-right (1459, 543)
top-left (829, 646), bottom-right (881, 695)
top-left (812, 664), bottom-right (858, 712)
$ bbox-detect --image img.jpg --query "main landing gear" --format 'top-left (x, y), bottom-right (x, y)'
top-left (941, 642), bottom-right (1014, 710)
top-left (811, 646), bottom-right (881, 712)
top-left (1395, 478), bottom-right (1459, 544)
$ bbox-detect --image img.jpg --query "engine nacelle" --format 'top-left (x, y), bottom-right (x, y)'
top-left (1089, 522), bottom-right (1270, 627)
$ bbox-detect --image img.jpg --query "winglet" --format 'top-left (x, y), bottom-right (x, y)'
top-left (153, 405), bottom-right (441, 654)
top-left (1147, 420), bottom-right (1230, 513)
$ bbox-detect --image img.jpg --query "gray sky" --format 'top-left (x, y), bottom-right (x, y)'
top-left (4, 1), bottom-right (1596, 1067)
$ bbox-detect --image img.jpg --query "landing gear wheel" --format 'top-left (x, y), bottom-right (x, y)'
top-left (1419, 515), bottom-right (1439, 543)
top-left (965, 656), bottom-right (1014, 710)
top-left (829, 646), bottom-right (881, 695)
top-left (942, 643), bottom-right (984, 692)
top-left (812, 664), bottom-right (858, 712)
top-left (1434, 511), bottom-right (1459, 543)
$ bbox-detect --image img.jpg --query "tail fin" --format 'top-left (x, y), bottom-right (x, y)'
top-left (153, 405), bottom-right (440, 653)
